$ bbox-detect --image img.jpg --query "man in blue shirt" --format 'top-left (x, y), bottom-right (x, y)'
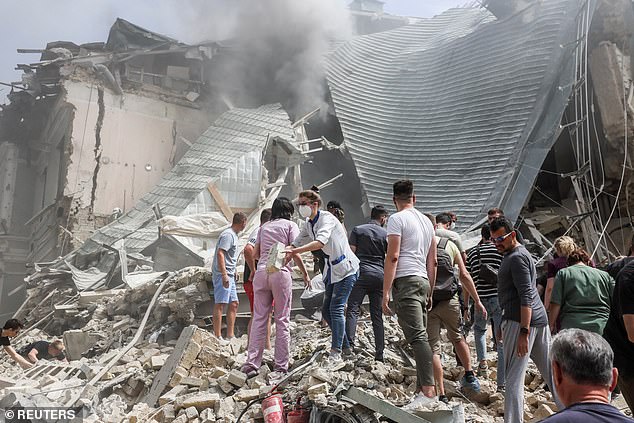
top-left (212, 212), bottom-right (247, 339)
top-left (541, 328), bottom-right (633, 422)
top-left (345, 205), bottom-right (388, 361)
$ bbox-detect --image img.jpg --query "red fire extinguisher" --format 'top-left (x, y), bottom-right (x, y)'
top-left (262, 394), bottom-right (284, 423)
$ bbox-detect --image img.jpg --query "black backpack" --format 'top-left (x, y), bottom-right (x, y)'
top-left (433, 238), bottom-right (458, 302)
top-left (477, 246), bottom-right (498, 287)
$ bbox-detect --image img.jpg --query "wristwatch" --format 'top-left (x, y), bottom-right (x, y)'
top-left (520, 326), bottom-right (530, 335)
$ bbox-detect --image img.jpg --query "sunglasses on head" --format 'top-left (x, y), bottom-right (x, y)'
top-left (490, 231), bottom-right (513, 243)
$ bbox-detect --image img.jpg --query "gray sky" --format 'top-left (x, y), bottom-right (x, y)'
top-left (0, 0), bottom-right (464, 102)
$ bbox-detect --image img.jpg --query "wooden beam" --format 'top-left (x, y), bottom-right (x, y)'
top-left (207, 182), bottom-right (234, 221)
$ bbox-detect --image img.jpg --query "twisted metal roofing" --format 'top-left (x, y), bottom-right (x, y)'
top-left (327, 1), bottom-right (589, 230)
top-left (78, 104), bottom-right (294, 253)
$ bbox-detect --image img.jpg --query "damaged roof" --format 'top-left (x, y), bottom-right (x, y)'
top-left (76, 104), bottom-right (294, 255)
top-left (327, 1), bottom-right (589, 230)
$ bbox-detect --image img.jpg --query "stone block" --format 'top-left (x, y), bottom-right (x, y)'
top-left (227, 370), bottom-right (247, 387)
top-left (169, 366), bottom-right (189, 388)
top-left (181, 376), bottom-right (204, 387)
top-left (185, 406), bottom-right (199, 419)
top-left (63, 330), bottom-right (100, 361)
top-left (181, 392), bottom-right (220, 410)
top-left (531, 404), bottom-right (555, 421)
top-left (179, 340), bottom-right (202, 370)
top-left (151, 354), bottom-right (169, 370)
top-left (159, 385), bottom-right (187, 406)
top-left (234, 388), bottom-right (259, 402)
top-left (198, 347), bottom-right (228, 368)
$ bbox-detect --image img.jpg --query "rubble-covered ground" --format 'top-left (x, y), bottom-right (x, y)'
top-left (0, 266), bottom-right (630, 423)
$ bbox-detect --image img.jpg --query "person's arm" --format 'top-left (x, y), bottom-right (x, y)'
top-left (27, 348), bottom-right (39, 364)
top-left (549, 304), bottom-right (561, 333)
top-left (455, 249), bottom-right (486, 319)
top-left (289, 217), bottom-right (334, 255)
top-left (216, 248), bottom-right (230, 288)
top-left (544, 277), bottom-right (555, 309)
top-left (382, 234), bottom-right (401, 316)
top-left (244, 244), bottom-right (256, 281)
top-left (426, 237), bottom-right (437, 310)
top-left (512, 254), bottom-right (534, 357)
top-left (3, 346), bottom-right (34, 369)
top-left (292, 253), bottom-right (311, 287)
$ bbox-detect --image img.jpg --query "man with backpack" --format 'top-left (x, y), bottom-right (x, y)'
top-left (466, 224), bottom-right (504, 392)
top-left (426, 214), bottom-right (487, 403)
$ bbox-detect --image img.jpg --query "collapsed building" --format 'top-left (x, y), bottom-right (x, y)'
top-left (1, 0), bottom-right (634, 421)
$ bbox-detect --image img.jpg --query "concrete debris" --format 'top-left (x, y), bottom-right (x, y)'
top-left (0, 266), bottom-right (562, 422)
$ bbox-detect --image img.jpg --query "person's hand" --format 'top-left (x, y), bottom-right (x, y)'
top-left (382, 293), bottom-right (393, 316)
top-left (463, 308), bottom-right (470, 323)
top-left (20, 361), bottom-right (34, 370)
top-left (517, 332), bottom-right (529, 357)
top-left (426, 297), bottom-right (433, 311)
top-left (303, 274), bottom-right (311, 288)
top-left (284, 247), bottom-right (295, 266)
top-left (222, 273), bottom-right (230, 288)
top-left (234, 272), bottom-right (239, 283)
top-left (247, 275), bottom-right (254, 284)
top-left (475, 301), bottom-right (487, 320)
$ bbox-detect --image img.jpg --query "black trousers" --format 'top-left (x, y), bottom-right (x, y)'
top-left (345, 274), bottom-right (385, 357)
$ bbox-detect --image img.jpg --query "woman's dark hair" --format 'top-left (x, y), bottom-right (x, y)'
top-left (567, 248), bottom-right (591, 266)
top-left (271, 197), bottom-right (294, 221)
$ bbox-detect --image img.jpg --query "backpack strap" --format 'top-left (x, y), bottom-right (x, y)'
top-left (438, 237), bottom-right (449, 250)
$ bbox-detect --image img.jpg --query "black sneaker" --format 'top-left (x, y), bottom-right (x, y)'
top-left (375, 354), bottom-right (384, 362)
top-left (342, 347), bottom-right (354, 357)
top-left (438, 395), bottom-right (450, 404)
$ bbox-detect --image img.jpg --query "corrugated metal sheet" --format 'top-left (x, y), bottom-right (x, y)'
top-left (326, 1), bottom-right (588, 230)
top-left (77, 104), bottom-right (294, 254)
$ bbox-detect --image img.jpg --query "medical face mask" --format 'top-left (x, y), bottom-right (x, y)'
top-left (299, 205), bottom-right (312, 218)
top-left (450, 222), bottom-right (456, 230)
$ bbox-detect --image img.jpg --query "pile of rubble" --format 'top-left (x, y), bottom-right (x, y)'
top-left (0, 266), bottom-right (560, 422)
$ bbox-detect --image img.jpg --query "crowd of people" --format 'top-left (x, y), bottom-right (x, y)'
top-left (209, 178), bottom-right (634, 422)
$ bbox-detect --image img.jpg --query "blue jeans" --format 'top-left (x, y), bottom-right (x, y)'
top-left (322, 273), bottom-right (357, 351)
top-left (474, 295), bottom-right (505, 387)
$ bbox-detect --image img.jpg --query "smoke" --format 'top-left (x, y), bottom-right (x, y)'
top-left (195, 0), bottom-right (353, 119)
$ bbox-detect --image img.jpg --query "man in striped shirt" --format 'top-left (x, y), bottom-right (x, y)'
top-left (466, 224), bottom-right (505, 392)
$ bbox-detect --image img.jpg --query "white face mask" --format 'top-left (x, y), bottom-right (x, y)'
top-left (450, 222), bottom-right (456, 230)
top-left (299, 205), bottom-right (312, 218)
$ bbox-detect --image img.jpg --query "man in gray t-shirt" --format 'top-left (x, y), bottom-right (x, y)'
top-left (490, 217), bottom-right (561, 423)
top-left (212, 212), bottom-right (247, 340)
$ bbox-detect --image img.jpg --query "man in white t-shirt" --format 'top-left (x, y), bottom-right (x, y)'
top-left (382, 180), bottom-right (437, 410)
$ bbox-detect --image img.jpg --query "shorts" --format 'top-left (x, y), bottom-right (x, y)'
top-left (427, 296), bottom-right (463, 355)
top-left (244, 280), bottom-right (254, 313)
top-left (213, 273), bottom-right (239, 304)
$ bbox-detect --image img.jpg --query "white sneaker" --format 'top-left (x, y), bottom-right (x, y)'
top-left (326, 352), bottom-right (343, 369)
top-left (402, 393), bottom-right (435, 411)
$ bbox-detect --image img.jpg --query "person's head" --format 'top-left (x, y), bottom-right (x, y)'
top-left (2, 319), bottom-right (23, 337)
top-left (487, 207), bottom-right (504, 224)
top-left (481, 224), bottom-right (492, 243)
top-left (567, 248), bottom-right (591, 266)
top-left (550, 328), bottom-right (617, 406)
top-left (424, 213), bottom-right (436, 225)
top-left (298, 190), bottom-right (321, 219)
top-left (271, 198), bottom-right (294, 221)
top-left (48, 340), bottom-right (65, 357)
top-left (489, 217), bottom-right (517, 254)
top-left (445, 211), bottom-right (457, 229)
top-left (554, 236), bottom-right (577, 258)
top-left (260, 208), bottom-right (272, 225)
top-left (326, 201), bottom-right (342, 212)
top-left (435, 213), bottom-right (452, 230)
top-left (231, 212), bottom-right (248, 233)
top-left (392, 180), bottom-right (415, 210)
top-left (371, 205), bottom-right (388, 226)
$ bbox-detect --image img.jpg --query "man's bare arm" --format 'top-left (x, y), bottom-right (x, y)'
top-left (3, 346), bottom-right (33, 369)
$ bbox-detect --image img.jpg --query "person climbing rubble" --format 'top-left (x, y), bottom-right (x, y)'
top-left (0, 319), bottom-right (33, 369)
top-left (18, 339), bottom-right (68, 364)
